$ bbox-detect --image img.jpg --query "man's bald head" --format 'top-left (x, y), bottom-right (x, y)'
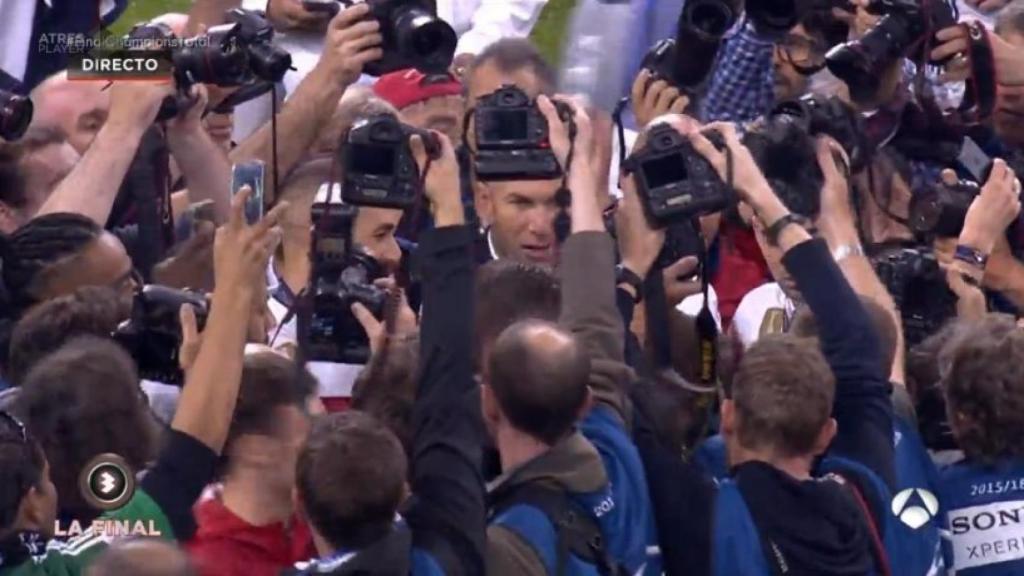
top-left (486, 319), bottom-right (590, 445)
top-left (30, 71), bottom-right (110, 154)
top-left (86, 539), bottom-right (196, 576)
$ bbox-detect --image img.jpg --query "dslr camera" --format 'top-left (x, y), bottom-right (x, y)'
top-left (472, 85), bottom-right (574, 181)
top-left (872, 246), bottom-right (957, 347)
top-left (341, 113), bottom-right (440, 210)
top-left (113, 285), bottom-right (209, 385)
top-left (129, 9), bottom-right (292, 120)
top-left (0, 89), bottom-right (32, 141)
top-left (302, 0), bottom-right (456, 76)
top-left (769, 94), bottom-right (869, 171)
top-left (908, 179), bottom-right (980, 238)
top-left (306, 199), bottom-right (387, 364)
top-left (623, 123), bottom-right (733, 225)
top-left (743, 110), bottom-right (826, 219)
top-left (641, 0), bottom-right (738, 90)
top-left (826, 0), bottom-right (956, 97)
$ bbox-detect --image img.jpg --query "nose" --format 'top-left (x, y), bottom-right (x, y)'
top-left (526, 206), bottom-right (556, 240)
top-left (380, 237), bottom-right (402, 274)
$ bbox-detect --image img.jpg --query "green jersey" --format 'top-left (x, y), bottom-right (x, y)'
top-left (0, 489), bottom-right (174, 576)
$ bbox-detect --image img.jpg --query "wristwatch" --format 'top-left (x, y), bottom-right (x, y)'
top-left (765, 214), bottom-right (802, 246)
top-left (615, 264), bottom-right (644, 304)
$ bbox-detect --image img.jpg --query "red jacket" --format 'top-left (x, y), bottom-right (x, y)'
top-left (185, 486), bottom-right (316, 576)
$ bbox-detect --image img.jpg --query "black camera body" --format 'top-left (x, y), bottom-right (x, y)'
top-left (130, 9), bottom-right (292, 120)
top-left (872, 246), bottom-right (957, 347)
top-left (770, 94), bottom-right (869, 171)
top-left (0, 90), bottom-right (32, 141)
top-left (743, 113), bottom-right (825, 219)
top-left (641, 0), bottom-right (737, 91)
top-left (825, 0), bottom-right (956, 97)
top-left (303, 0), bottom-right (456, 76)
top-left (306, 201), bottom-right (387, 364)
top-left (625, 124), bottom-right (733, 226)
top-left (472, 85), bottom-right (573, 182)
top-left (908, 179), bottom-right (980, 238)
top-left (113, 285), bottom-right (209, 385)
top-left (342, 113), bottom-right (440, 210)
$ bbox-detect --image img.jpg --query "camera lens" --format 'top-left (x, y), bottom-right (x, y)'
top-left (747, 0), bottom-right (800, 36)
top-left (686, 0), bottom-right (735, 38)
top-left (246, 42), bottom-right (292, 83)
top-left (393, 5), bottom-right (457, 74)
top-left (173, 26), bottom-right (250, 87)
top-left (0, 91), bottom-right (33, 141)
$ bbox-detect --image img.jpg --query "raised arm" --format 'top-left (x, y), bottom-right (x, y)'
top-left (402, 132), bottom-right (486, 574)
top-left (538, 96), bottom-right (634, 420)
top-left (691, 123), bottom-right (895, 487)
top-left (229, 3), bottom-right (382, 203)
top-left (139, 190), bottom-right (286, 539)
top-left (165, 85), bottom-right (233, 223)
top-left (37, 81), bottom-right (173, 224)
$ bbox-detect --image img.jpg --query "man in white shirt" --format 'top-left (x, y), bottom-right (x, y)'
top-left (234, 0), bottom-right (549, 139)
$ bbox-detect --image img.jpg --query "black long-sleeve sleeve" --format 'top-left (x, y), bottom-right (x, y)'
top-left (139, 429), bottom-right (218, 540)
top-left (404, 225), bottom-right (486, 575)
top-left (781, 239), bottom-right (895, 488)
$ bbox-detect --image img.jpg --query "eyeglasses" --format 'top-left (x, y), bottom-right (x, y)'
top-left (777, 34), bottom-right (826, 69)
top-left (0, 410), bottom-right (28, 445)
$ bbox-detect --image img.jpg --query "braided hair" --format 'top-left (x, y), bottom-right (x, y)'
top-left (0, 213), bottom-right (103, 316)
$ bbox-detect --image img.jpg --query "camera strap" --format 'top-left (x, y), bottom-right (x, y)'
top-left (553, 116), bottom-right (577, 244)
top-left (958, 21), bottom-right (997, 122)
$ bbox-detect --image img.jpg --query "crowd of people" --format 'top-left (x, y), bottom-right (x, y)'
top-left (1, 0), bottom-right (1024, 574)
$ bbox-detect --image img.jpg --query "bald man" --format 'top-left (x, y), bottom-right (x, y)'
top-left (29, 72), bottom-right (110, 154)
top-left (86, 539), bottom-right (196, 576)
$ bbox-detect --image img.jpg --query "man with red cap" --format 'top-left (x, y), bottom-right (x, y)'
top-left (373, 69), bottom-right (466, 145)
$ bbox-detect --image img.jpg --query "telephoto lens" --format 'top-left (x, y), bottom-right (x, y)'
top-left (0, 90), bottom-right (33, 141)
top-left (642, 0), bottom-right (738, 89)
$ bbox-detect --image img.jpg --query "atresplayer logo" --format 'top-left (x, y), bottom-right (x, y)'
top-left (52, 453), bottom-right (162, 538)
top-left (892, 488), bottom-right (940, 529)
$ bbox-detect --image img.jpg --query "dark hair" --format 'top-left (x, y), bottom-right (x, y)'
top-left (351, 335), bottom-right (420, 457)
top-left (475, 259), bottom-right (561, 368)
top-left (297, 411), bottom-right (407, 549)
top-left (0, 127), bottom-right (66, 211)
top-left (487, 320), bottom-right (590, 445)
top-left (799, 8), bottom-right (848, 49)
top-left (732, 334), bottom-right (835, 457)
top-left (790, 296), bottom-right (899, 375)
top-left (7, 286), bottom-right (127, 387)
top-left (0, 412), bottom-right (46, 534)
top-left (469, 39), bottom-right (557, 95)
top-left (0, 213), bottom-right (104, 313)
top-left (941, 314), bottom-right (1024, 462)
top-left (13, 337), bottom-right (157, 525)
top-left (223, 352), bottom-right (317, 467)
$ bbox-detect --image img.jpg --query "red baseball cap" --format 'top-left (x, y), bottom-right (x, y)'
top-left (372, 68), bottom-right (463, 110)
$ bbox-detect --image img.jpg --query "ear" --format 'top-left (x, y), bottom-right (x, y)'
top-left (813, 417), bottom-right (838, 456)
top-left (475, 180), bottom-right (493, 227)
top-left (19, 484), bottom-right (49, 533)
top-left (576, 387), bottom-right (595, 422)
top-left (0, 202), bottom-right (21, 235)
top-left (720, 399), bottom-right (736, 437)
top-left (480, 383), bottom-right (501, 427)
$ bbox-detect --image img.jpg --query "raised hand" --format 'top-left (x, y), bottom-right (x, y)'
top-left (410, 131), bottom-right (463, 227)
top-left (317, 3), bottom-right (384, 87)
top-left (631, 70), bottom-right (689, 128)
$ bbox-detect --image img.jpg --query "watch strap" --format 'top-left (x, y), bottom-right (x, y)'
top-left (616, 264), bottom-right (644, 303)
top-left (765, 213), bottom-right (801, 246)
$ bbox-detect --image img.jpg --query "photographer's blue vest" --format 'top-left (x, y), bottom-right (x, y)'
top-left (694, 423), bottom-right (944, 576)
top-left (939, 458), bottom-right (1024, 575)
top-left (489, 405), bottom-right (661, 575)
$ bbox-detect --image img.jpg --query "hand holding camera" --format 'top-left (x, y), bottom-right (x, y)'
top-left (107, 80), bottom-right (177, 133)
top-left (410, 130), bottom-right (462, 226)
top-left (814, 136), bottom-right (858, 243)
top-left (932, 23), bottom-right (1024, 87)
top-left (959, 159), bottom-right (1022, 257)
top-left (539, 95), bottom-right (604, 232)
top-left (316, 3), bottom-right (385, 87)
top-left (617, 177), bottom-right (667, 281)
top-left (631, 69), bottom-right (689, 128)
top-left (165, 83), bottom-right (209, 140)
top-left (689, 123), bottom-right (783, 224)
top-left (268, 0), bottom-right (333, 30)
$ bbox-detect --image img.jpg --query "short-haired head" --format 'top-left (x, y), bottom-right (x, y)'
top-left (7, 285), bottom-right (126, 386)
top-left (296, 411), bottom-right (407, 551)
top-left (14, 337), bottom-right (156, 524)
top-left (30, 71), bottom-right (110, 154)
top-left (941, 314), bottom-right (1024, 462)
top-left (484, 319), bottom-right (591, 445)
top-left (725, 333), bottom-right (836, 459)
top-left (0, 410), bottom-right (47, 535)
top-left (312, 87), bottom-right (399, 155)
top-left (474, 259), bottom-right (561, 367)
top-left (466, 39), bottom-right (556, 102)
top-left (222, 352), bottom-right (317, 477)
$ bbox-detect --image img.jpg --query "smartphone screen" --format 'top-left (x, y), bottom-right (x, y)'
top-left (230, 161), bottom-right (265, 225)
